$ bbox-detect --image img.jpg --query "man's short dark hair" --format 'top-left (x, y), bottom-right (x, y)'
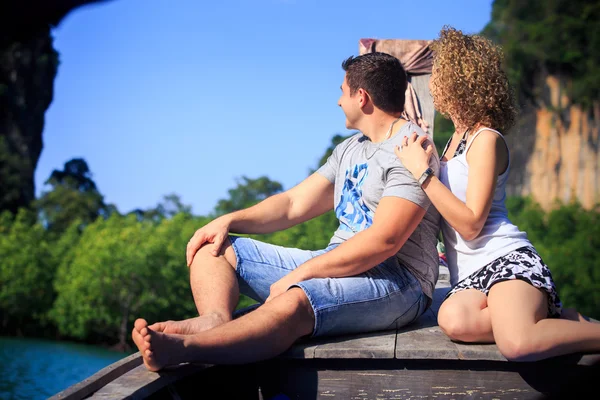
top-left (342, 52), bottom-right (407, 114)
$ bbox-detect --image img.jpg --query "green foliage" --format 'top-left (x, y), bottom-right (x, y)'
top-left (505, 197), bottom-right (546, 244)
top-left (50, 214), bottom-right (147, 343)
top-left (253, 211), bottom-right (338, 251)
top-left (0, 209), bottom-right (55, 334)
top-left (507, 198), bottom-right (600, 319)
top-left (483, 0), bottom-right (600, 107)
top-left (35, 158), bottom-right (112, 235)
top-left (213, 176), bottom-right (283, 217)
top-left (433, 112), bottom-right (454, 156)
top-left (310, 133), bottom-right (353, 173)
top-left (147, 213), bottom-right (209, 323)
top-left (50, 213), bottom-right (201, 347)
top-left (127, 193), bottom-right (192, 222)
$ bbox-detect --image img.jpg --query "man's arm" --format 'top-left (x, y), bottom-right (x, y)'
top-left (186, 172), bottom-right (334, 265)
top-left (265, 196), bottom-right (426, 300)
top-left (228, 172), bottom-right (334, 234)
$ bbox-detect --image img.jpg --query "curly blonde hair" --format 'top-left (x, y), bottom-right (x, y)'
top-left (430, 26), bottom-right (517, 132)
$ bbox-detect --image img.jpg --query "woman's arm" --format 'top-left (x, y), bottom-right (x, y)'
top-left (396, 130), bottom-right (507, 241)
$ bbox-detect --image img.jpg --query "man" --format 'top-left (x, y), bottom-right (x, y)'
top-left (132, 52), bottom-right (440, 371)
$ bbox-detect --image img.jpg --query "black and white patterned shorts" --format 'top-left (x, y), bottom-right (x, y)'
top-left (446, 246), bottom-right (562, 317)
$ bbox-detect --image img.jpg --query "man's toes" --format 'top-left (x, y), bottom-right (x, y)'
top-left (137, 336), bottom-right (150, 351)
top-left (148, 322), bottom-right (167, 332)
top-left (134, 318), bottom-right (147, 332)
top-left (132, 327), bottom-right (141, 343)
top-left (132, 328), bottom-right (147, 351)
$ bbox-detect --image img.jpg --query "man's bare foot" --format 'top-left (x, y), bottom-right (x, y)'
top-left (148, 313), bottom-right (228, 335)
top-left (132, 318), bottom-right (185, 372)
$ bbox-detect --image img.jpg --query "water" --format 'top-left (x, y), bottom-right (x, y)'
top-left (0, 337), bottom-right (128, 400)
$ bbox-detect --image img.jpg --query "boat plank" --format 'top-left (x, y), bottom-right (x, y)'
top-left (454, 342), bottom-right (507, 361)
top-left (256, 360), bottom-right (541, 400)
top-left (280, 339), bottom-right (318, 359)
top-left (313, 329), bottom-right (397, 359)
top-left (49, 353), bottom-right (142, 400)
top-left (89, 363), bottom-right (210, 399)
top-left (395, 309), bottom-right (460, 360)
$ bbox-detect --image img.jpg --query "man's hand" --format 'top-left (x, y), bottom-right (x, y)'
top-left (265, 274), bottom-right (302, 303)
top-left (186, 216), bottom-right (231, 266)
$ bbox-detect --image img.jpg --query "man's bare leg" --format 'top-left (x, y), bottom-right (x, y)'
top-left (149, 237), bottom-right (240, 335)
top-left (132, 287), bottom-right (314, 371)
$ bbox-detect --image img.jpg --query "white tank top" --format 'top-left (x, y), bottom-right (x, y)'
top-left (439, 128), bottom-right (531, 286)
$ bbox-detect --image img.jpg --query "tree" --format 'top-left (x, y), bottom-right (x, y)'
top-left (258, 211), bottom-right (338, 251)
top-left (213, 176), bottom-right (283, 217)
top-left (50, 212), bottom-right (210, 349)
top-left (540, 203), bottom-right (600, 319)
top-left (312, 134), bottom-right (353, 173)
top-left (128, 193), bottom-right (192, 223)
top-left (146, 213), bottom-right (209, 322)
top-left (507, 198), bottom-right (600, 319)
top-left (35, 158), bottom-right (112, 234)
top-left (482, 0), bottom-right (600, 107)
top-left (51, 214), bottom-right (157, 348)
top-left (0, 208), bottom-right (55, 335)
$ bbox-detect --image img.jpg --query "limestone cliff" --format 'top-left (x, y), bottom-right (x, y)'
top-left (506, 75), bottom-right (599, 210)
top-left (0, 28), bottom-right (58, 215)
top-left (0, 1), bottom-right (113, 214)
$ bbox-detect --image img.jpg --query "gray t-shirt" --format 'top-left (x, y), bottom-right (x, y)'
top-left (316, 121), bottom-right (441, 300)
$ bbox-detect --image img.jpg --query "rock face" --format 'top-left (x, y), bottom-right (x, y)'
top-left (0, 1), bottom-right (112, 214)
top-left (505, 75), bottom-right (600, 210)
top-left (0, 28), bottom-right (58, 214)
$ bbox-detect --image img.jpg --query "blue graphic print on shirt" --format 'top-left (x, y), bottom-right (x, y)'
top-left (335, 163), bottom-right (374, 232)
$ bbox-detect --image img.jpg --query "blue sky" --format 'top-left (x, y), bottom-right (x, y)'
top-left (37, 0), bottom-right (494, 216)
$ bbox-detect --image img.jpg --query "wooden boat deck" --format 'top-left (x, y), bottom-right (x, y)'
top-left (51, 269), bottom-right (600, 399)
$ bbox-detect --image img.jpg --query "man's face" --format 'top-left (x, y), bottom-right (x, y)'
top-left (338, 75), bottom-right (360, 130)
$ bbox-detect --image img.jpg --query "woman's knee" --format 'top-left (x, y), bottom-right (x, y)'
top-left (438, 303), bottom-right (472, 341)
top-left (495, 333), bottom-right (539, 362)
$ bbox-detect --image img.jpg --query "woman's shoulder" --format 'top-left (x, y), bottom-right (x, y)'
top-left (466, 127), bottom-right (510, 174)
top-left (467, 127), bottom-right (506, 153)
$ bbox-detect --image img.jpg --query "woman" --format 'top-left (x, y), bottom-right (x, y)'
top-left (395, 26), bottom-right (599, 362)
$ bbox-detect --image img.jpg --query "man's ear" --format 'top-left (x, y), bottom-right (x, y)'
top-left (357, 88), bottom-right (370, 109)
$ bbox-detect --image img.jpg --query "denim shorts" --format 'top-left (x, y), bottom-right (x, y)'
top-left (229, 236), bottom-right (428, 338)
